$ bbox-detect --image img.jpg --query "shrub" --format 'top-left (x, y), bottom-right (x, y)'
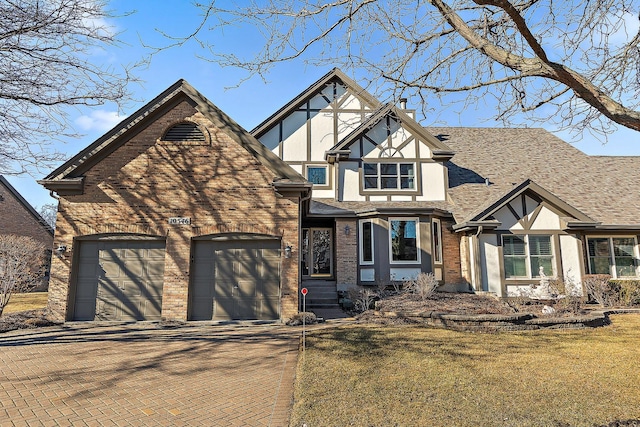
top-left (610, 280), bottom-right (640, 307)
top-left (403, 272), bottom-right (439, 301)
top-left (583, 274), bottom-right (617, 307)
top-left (549, 276), bottom-right (582, 314)
top-left (287, 312), bottom-right (318, 326)
top-left (348, 287), bottom-right (379, 313)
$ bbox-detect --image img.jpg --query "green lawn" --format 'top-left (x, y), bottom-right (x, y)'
top-left (290, 315), bottom-right (640, 427)
top-left (2, 291), bottom-right (48, 314)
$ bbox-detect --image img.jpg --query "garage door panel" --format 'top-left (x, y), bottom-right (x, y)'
top-left (123, 259), bottom-right (144, 279)
top-left (190, 238), bottom-right (281, 321)
top-left (235, 298), bottom-right (256, 320)
top-left (236, 281), bottom-right (256, 297)
top-left (259, 296), bottom-right (280, 319)
top-left (73, 239), bottom-right (166, 321)
top-left (213, 297), bottom-right (234, 320)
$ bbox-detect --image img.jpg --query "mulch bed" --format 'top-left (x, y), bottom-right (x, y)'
top-left (356, 291), bottom-right (593, 325)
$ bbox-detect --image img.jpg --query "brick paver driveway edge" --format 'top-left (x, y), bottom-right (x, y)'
top-left (0, 323), bottom-right (300, 427)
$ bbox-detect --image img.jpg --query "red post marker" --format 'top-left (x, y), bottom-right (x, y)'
top-left (301, 287), bottom-right (308, 295)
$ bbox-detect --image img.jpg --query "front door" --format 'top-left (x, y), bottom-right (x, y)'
top-left (301, 228), bottom-right (333, 277)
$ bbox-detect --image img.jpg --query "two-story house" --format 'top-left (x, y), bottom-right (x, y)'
top-left (39, 69), bottom-right (640, 322)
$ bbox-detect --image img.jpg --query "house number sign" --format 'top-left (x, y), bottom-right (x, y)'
top-left (168, 217), bottom-right (191, 225)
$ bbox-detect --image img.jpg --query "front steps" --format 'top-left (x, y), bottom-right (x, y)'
top-left (301, 280), bottom-right (339, 309)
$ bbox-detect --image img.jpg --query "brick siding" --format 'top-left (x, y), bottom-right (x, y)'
top-left (48, 100), bottom-right (300, 321)
top-left (335, 219), bottom-right (357, 287)
top-left (441, 219), bottom-right (465, 285)
top-left (0, 182), bottom-right (53, 249)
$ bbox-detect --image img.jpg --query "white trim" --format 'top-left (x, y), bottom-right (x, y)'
top-left (388, 217), bottom-right (421, 265)
top-left (432, 218), bottom-right (443, 265)
top-left (359, 219), bottom-right (375, 265)
top-left (586, 235), bottom-right (640, 279)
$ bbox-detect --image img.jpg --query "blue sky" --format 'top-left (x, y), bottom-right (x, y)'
top-left (9, 0), bottom-right (640, 211)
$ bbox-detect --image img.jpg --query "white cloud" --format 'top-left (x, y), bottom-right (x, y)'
top-left (75, 109), bottom-right (122, 131)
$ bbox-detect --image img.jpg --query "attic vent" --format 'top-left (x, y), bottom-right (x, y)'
top-left (163, 122), bottom-right (206, 142)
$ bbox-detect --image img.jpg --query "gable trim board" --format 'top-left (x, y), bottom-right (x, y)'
top-left (42, 69), bottom-right (640, 321)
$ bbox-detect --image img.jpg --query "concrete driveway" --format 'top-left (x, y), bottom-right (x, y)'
top-left (0, 322), bottom-right (299, 426)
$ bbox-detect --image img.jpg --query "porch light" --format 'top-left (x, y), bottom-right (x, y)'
top-left (55, 245), bottom-right (67, 258)
top-left (284, 245), bottom-right (292, 258)
top-left (344, 225), bottom-right (351, 235)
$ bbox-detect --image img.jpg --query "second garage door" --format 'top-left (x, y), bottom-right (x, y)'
top-left (190, 238), bottom-right (281, 321)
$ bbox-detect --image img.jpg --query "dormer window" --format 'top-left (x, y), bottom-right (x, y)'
top-left (363, 162), bottom-right (415, 190)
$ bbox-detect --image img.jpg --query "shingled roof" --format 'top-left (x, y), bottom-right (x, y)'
top-left (432, 127), bottom-right (640, 227)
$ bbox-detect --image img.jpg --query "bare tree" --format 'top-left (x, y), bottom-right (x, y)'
top-left (170, 0), bottom-right (640, 138)
top-left (0, 235), bottom-right (47, 317)
top-left (0, 0), bottom-right (136, 175)
top-left (38, 203), bottom-right (57, 230)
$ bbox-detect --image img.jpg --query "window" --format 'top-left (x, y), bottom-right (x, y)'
top-left (389, 218), bottom-right (420, 263)
top-left (360, 220), bottom-right (374, 264)
top-left (306, 165), bottom-right (328, 186)
top-left (502, 234), bottom-right (553, 278)
top-left (587, 237), bottom-right (638, 278)
top-left (363, 163), bottom-right (415, 190)
top-left (432, 219), bottom-right (442, 264)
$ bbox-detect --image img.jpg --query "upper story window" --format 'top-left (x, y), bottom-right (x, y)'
top-left (587, 237), bottom-right (638, 278)
top-left (306, 165), bottom-right (328, 186)
top-left (363, 162), bottom-right (415, 190)
top-left (503, 234), bottom-right (554, 279)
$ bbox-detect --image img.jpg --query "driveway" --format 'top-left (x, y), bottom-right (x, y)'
top-left (0, 323), bottom-right (299, 426)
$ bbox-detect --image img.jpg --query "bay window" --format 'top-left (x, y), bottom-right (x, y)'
top-left (389, 218), bottom-right (420, 263)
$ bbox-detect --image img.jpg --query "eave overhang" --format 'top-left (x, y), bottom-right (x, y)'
top-left (451, 220), bottom-right (502, 233)
top-left (272, 181), bottom-right (313, 198)
top-left (37, 177), bottom-right (85, 196)
top-left (307, 206), bottom-right (453, 219)
top-left (325, 150), bottom-right (351, 164)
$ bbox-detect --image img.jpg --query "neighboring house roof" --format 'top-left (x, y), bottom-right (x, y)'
top-left (434, 127), bottom-right (640, 228)
top-left (0, 176), bottom-right (53, 235)
top-left (251, 68), bottom-right (382, 138)
top-left (329, 103), bottom-right (455, 161)
top-left (309, 198), bottom-right (453, 218)
top-left (39, 79), bottom-right (308, 194)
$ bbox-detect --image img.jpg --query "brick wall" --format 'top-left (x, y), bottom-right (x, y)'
top-left (48, 99), bottom-right (301, 322)
top-left (0, 181), bottom-right (53, 249)
top-left (441, 219), bottom-right (465, 285)
top-left (335, 218), bottom-right (357, 287)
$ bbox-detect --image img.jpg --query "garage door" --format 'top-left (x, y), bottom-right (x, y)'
top-left (73, 240), bottom-right (166, 321)
top-left (190, 239), bottom-right (281, 321)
